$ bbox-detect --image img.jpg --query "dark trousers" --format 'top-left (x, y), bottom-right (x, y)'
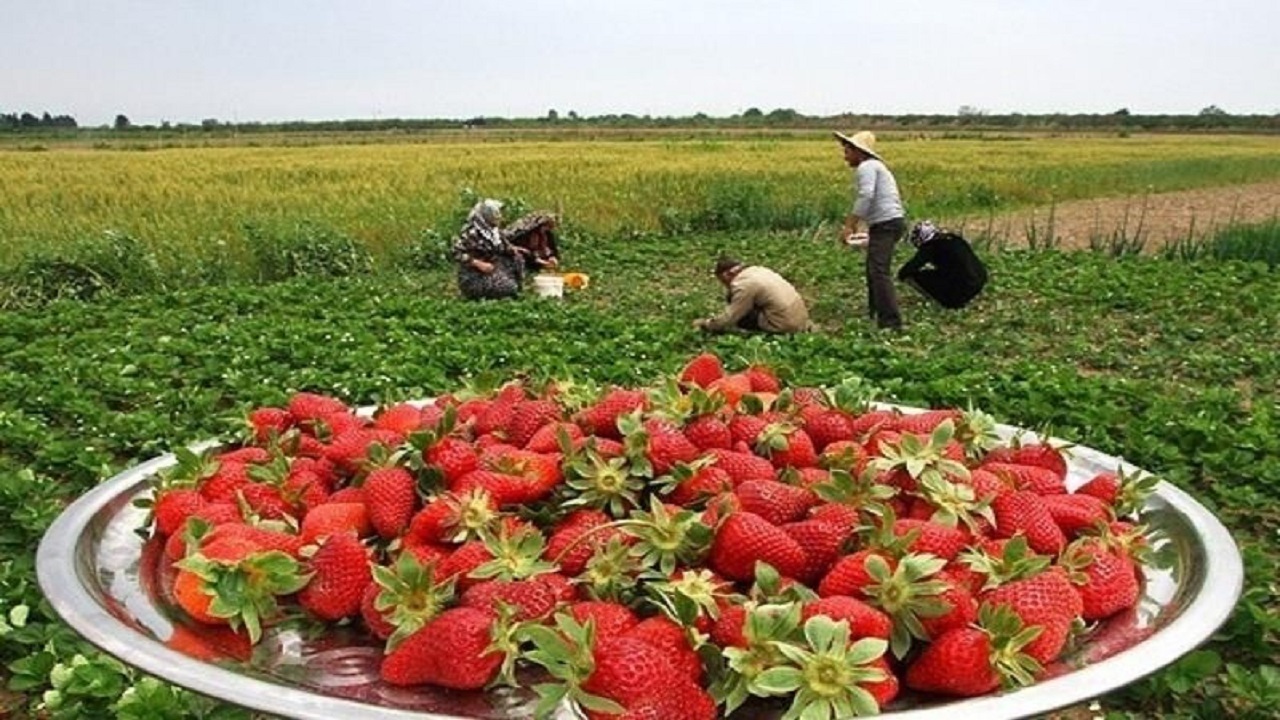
top-left (866, 218), bottom-right (905, 328)
top-left (902, 269), bottom-right (980, 309)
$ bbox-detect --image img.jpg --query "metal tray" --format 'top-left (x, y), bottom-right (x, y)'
top-left (37, 412), bottom-right (1243, 719)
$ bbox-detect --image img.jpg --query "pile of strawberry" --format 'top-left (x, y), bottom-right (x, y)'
top-left (146, 353), bottom-right (1160, 719)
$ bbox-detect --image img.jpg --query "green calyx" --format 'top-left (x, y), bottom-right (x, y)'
top-left (862, 552), bottom-right (951, 658)
top-left (915, 474), bottom-right (996, 534)
top-left (754, 616), bottom-right (889, 720)
top-left (646, 568), bottom-right (739, 628)
top-left (812, 468), bottom-right (897, 510)
top-left (519, 614), bottom-right (624, 720)
top-left (623, 496), bottom-right (713, 575)
top-left (977, 603), bottom-right (1044, 689)
top-left (577, 536), bottom-right (645, 603)
top-left (372, 551), bottom-right (456, 651)
top-left (176, 549), bottom-right (310, 645)
top-left (959, 535), bottom-right (1052, 590)
top-left (563, 445), bottom-right (645, 516)
top-left (870, 419), bottom-right (971, 486)
top-left (716, 602), bottom-right (804, 715)
top-left (470, 525), bottom-right (558, 581)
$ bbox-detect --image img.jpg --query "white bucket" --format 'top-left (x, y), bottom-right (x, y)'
top-left (532, 274), bottom-right (565, 299)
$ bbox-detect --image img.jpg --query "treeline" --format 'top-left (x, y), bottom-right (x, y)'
top-left (5, 106), bottom-right (1280, 134)
top-left (1, 111), bottom-right (78, 129)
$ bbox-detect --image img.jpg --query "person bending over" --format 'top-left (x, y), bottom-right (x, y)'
top-left (504, 211), bottom-right (561, 273)
top-left (451, 199), bottom-right (525, 300)
top-left (693, 256), bottom-right (811, 334)
top-left (898, 221), bottom-right (988, 309)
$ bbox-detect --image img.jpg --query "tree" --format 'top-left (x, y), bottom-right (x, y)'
top-left (546, 109), bottom-right (559, 122)
top-left (957, 105), bottom-right (986, 117)
top-left (567, 110), bottom-right (579, 121)
top-left (1113, 108), bottom-right (1131, 116)
top-left (1199, 104), bottom-right (1228, 116)
top-left (114, 114), bottom-right (131, 130)
top-left (742, 107), bottom-right (763, 118)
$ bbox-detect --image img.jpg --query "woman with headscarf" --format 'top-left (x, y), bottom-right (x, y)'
top-left (503, 211), bottom-right (561, 273)
top-left (897, 220), bottom-right (988, 309)
top-left (451, 199), bottom-right (525, 300)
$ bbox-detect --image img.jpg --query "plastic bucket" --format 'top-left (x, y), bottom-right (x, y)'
top-left (532, 274), bottom-right (565, 299)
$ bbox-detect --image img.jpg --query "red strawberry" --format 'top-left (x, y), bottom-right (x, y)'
top-left (299, 502), bottom-right (371, 544)
top-left (153, 488), bottom-right (206, 537)
top-left (759, 426), bottom-right (819, 469)
top-left (991, 491), bottom-right (1067, 555)
top-left (668, 465), bottom-right (734, 506)
top-left (239, 482), bottom-right (294, 521)
top-left (408, 490), bottom-right (500, 545)
top-left (427, 436), bottom-right (479, 488)
top-left (710, 604), bottom-right (749, 648)
top-left (172, 535), bottom-right (308, 642)
top-left (818, 550), bottom-right (892, 599)
top-left (708, 373), bottom-right (752, 407)
top-left (363, 466), bottom-right (418, 539)
top-left (728, 414), bottom-right (768, 446)
top-left (892, 409), bottom-right (962, 436)
top-left (892, 519), bottom-right (969, 561)
top-left (683, 414), bottom-right (732, 451)
top-left (735, 480), bottom-right (818, 526)
top-left (460, 578), bottom-right (560, 622)
top-left (287, 392), bottom-right (349, 424)
top-left (575, 388), bottom-right (648, 439)
top-left (602, 681), bottom-right (718, 720)
top-left (247, 407), bottom-right (292, 443)
top-left (804, 410), bottom-right (857, 451)
top-left (474, 395), bottom-right (521, 438)
top-left (199, 461), bottom-right (252, 504)
top-left (983, 566), bottom-right (1082, 664)
top-left (325, 428), bottom-right (402, 473)
top-left (782, 519), bottom-right (848, 584)
top-left (544, 510), bottom-right (616, 575)
top-left (435, 541), bottom-right (493, 590)
top-left (281, 468), bottom-right (328, 512)
top-left (372, 403), bottom-right (424, 435)
top-left (849, 410), bottom-right (898, 440)
top-left (679, 353), bottom-right (724, 388)
top-left (705, 448), bottom-right (776, 485)
top-left (1063, 539), bottom-right (1141, 620)
top-left (583, 636), bottom-right (690, 707)
top-left (566, 601), bottom-right (640, 637)
top-left (298, 532), bottom-right (372, 621)
top-left (918, 570), bottom-right (979, 639)
top-left (802, 596), bottom-right (893, 640)
top-left (623, 616), bottom-right (703, 682)
top-left (1077, 471), bottom-right (1119, 504)
top-left (983, 462), bottom-right (1066, 496)
top-left (1004, 442), bottom-right (1070, 480)
top-left (380, 607), bottom-right (503, 689)
top-left (508, 399), bottom-right (563, 448)
top-left (708, 511), bottom-right (806, 581)
top-left (905, 627), bottom-right (1000, 696)
top-left (525, 421), bottom-right (584, 453)
top-left (205, 523), bottom-right (304, 559)
top-left (1043, 493), bottom-right (1112, 537)
top-left (644, 422), bottom-right (702, 476)
top-left (744, 365), bottom-right (781, 393)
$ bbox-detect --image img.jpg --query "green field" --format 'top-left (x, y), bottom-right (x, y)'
top-left (1, 132), bottom-right (1278, 718)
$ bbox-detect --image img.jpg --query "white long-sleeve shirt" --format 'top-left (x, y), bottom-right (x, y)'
top-left (852, 159), bottom-right (905, 225)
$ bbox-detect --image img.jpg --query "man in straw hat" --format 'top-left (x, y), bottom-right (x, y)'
top-left (834, 130), bottom-right (906, 330)
top-left (692, 255), bottom-right (811, 334)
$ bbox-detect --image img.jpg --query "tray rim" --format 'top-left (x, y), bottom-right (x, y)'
top-left (36, 411), bottom-right (1244, 720)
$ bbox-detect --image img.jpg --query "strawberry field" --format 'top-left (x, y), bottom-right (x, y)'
top-left (1, 132), bottom-right (1279, 719)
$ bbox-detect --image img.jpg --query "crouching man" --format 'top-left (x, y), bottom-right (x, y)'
top-left (693, 256), bottom-right (812, 334)
top-left (898, 221), bottom-right (988, 309)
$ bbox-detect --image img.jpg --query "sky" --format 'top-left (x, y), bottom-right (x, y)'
top-left (3, 0), bottom-right (1278, 127)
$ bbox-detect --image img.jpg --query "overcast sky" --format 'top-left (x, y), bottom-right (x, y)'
top-left (4, 0), bottom-right (1278, 126)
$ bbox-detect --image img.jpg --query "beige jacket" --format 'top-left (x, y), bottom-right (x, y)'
top-left (703, 266), bottom-right (811, 334)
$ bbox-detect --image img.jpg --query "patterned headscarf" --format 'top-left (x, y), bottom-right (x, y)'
top-left (909, 220), bottom-right (939, 247)
top-left (465, 199), bottom-right (505, 252)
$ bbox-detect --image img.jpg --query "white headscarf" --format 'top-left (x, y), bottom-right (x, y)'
top-left (910, 220), bottom-right (939, 247)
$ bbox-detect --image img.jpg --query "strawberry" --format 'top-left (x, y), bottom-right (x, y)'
top-left (426, 436), bottom-right (479, 488)
top-left (918, 570), bottom-right (980, 640)
top-left (602, 682), bottom-right (718, 720)
top-left (508, 399), bottom-right (563, 448)
top-left (709, 604), bottom-right (749, 648)
top-left (904, 605), bottom-right (1042, 697)
top-left (525, 421), bottom-right (584, 453)
top-left (172, 536), bottom-right (308, 643)
top-left (362, 466), bottom-right (418, 539)
top-left (849, 409), bottom-right (898, 441)
top-left (804, 409), bottom-right (857, 451)
top-left (708, 511), bottom-right (806, 581)
top-left (983, 461), bottom-right (1066, 496)
top-left (474, 394), bottom-right (521, 438)
top-left (892, 408), bottom-right (962, 436)
top-left (281, 468), bottom-right (328, 512)
top-left (679, 352), bottom-right (724, 388)
top-left (735, 480), bottom-right (817, 525)
top-left (239, 482), bottom-right (294, 521)
top-left (1076, 471), bottom-right (1119, 504)
top-left (704, 448), bottom-right (776, 485)
top-left (728, 414), bottom-right (768, 446)
top-left (325, 428), bottom-right (402, 473)
top-left (892, 519), bottom-right (969, 561)
top-left (372, 402), bottom-right (424, 435)
top-left (199, 461), bottom-right (253, 504)
top-left (299, 502), bottom-right (371, 544)
top-left (204, 522), bottom-right (304, 558)
top-left (247, 407), bottom-right (292, 444)
top-left (643, 421), bottom-right (703, 476)
top-left (1042, 493), bottom-right (1112, 537)
top-left (683, 414), bottom-right (732, 451)
top-left (708, 373), bottom-right (752, 407)
top-left (982, 566), bottom-right (1082, 664)
top-left (757, 425), bottom-right (819, 469)
top-left (380, 606), bottom-right (503, 689)
top-left (566, 601), bottom-right (640, 637)
top-left (1004, 442), bottom-right (1070, 480)
top-left (434, 541), bottom-right (494, 590)
top-left (781, 519), bottom-right (848, 584)
top-left (801, 595), bottom-right (893, 640)
top-left (408, 489), bottom-right (500, 545)
top-left (327, 486), bottom-right (364, 504)
top-left (153, 488), bottom-right (206, 537)
top-left (461, 578), bottom-right (560, 622)
top-left (818, 550), bottom-right (892, 599)
top-left (744, 364), bottom-right (781, 393)
top-left (622, 616), bottom-right (703, 682)
top-left (583, 636), bottom-right (691, 707)
top-left (575, 387), bottom-right (647, 439)
top-left (544, 510), bottom-right (617, 575)
top-left (286, 392), bottom-right (348, 424)
top-left (298, 532), bottom-right (372, 621)
top-left (991, 491), bottom-right (1067, 555)
top-left (667, 464), bottom-right (734, 506)
top-left (1062, 539), bottom-right (1141, 620)
top-left (480, 447), bottom-right (563, 497)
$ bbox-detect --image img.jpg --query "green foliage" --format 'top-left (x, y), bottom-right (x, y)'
top-left (1164, 219), bottom-right (1280, 269)
top-left (245, 220), bottom-right (373, 282)
top-left (0, 230), bottom-right (164, 308)
top-left (0, 229), bottom-right (1277, 716)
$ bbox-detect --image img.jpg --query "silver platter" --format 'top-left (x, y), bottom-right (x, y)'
top-left (36, 409), bottom-right (1243, 719)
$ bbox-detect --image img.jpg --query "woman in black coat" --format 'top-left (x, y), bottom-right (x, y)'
top-left (898, 221), bottom-right (988, 309)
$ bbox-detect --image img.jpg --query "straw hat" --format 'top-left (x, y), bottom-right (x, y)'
top-left (833, 130), bottom-right (881, 160)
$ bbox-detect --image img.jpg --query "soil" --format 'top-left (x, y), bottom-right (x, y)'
top-left (949, 180), bottom-right (1280, 252)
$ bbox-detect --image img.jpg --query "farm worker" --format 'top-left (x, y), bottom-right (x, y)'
top-left (451, 198), bottom-right (526, 300)
top-left (835, 130), bottom-right (907, 330)
top-left (504, 211), bottom-right (561, 273)
top-left (693, 256), bottom-right (811, 334)
top-left (898, 220), bottom-right (989, 309)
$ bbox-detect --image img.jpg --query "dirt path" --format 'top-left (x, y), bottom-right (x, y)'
top-left (947, 180), bottom-right (1280, 251)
